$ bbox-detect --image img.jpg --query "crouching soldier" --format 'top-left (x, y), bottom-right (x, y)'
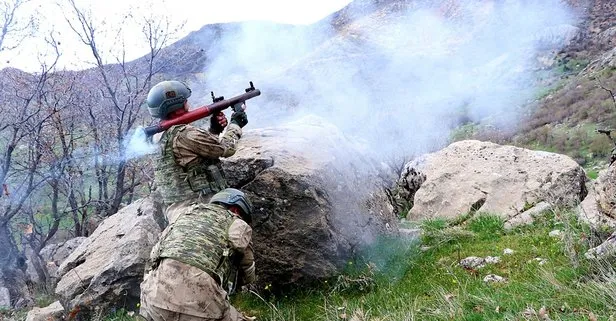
top-left (140, 188), bottom-right (256, 321)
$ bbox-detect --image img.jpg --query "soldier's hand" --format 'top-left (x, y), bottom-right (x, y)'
top-left (231, 109), bottom-right (248, 128)
top-left (232, 102), bottom-right (246, 112)
top-left (209, 112), bottom-right (227, 135)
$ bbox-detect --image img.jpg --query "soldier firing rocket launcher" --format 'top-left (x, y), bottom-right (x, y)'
top-left (143, 81), bottom-right (261, 137)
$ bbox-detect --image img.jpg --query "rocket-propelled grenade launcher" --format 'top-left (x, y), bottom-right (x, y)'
top-left (143, 81), bottom-right (261, 137)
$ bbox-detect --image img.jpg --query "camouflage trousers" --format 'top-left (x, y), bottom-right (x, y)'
top-left (140, 259), bottom-right (249, 321)
top-left (140, 300), bottom-right (248, 321)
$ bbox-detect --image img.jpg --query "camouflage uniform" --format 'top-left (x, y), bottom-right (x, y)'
top-left (140, 123), bottom-right (253, 320)
top-left (154, 123), bottom-right (242, 220)
top-left (140, 203), bottom-right (255, 321)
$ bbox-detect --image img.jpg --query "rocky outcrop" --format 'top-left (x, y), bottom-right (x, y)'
top-left (504, 202), bottom-right (553, 230)
top-left (583, 165), bottom-right (616, 259)
top-left (26, 237), bottom-right (87, 285)
top-left (395, 140), bottom-right (587, 222)
top-left (25, 301), bottom-right (64, 321)
top-left (54, 197), bottom-right (164, 319)
top-left (222, 116), bottom-right (396, 288)
top-left (391, 167), bottom-right (426, 216)
top-left (578, 180), bottom-right (616, 229)
top-left (586, 231), bottom-right (616, 259)
top-left (595, 165), bottom-right (616, 220)
top-left (0, 287), bottom-right (9, 308)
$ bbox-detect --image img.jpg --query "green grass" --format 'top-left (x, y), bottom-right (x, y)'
top-left (101, 309), bottom-right (139, 321)
top-left (586, 169), bottom-right (600, 180)
top-left (0, 308), bottom-right (28, 321)
top-left (229, 212), bottom-right (616, 321)
top-left (555, 58), bottom-right (590, 75)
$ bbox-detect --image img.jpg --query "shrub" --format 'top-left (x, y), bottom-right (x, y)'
top-left (589, 134), bottom-right (614, 157)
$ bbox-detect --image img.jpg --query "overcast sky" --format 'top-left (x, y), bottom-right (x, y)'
top-left (0, 0), bottom-right (351, 72)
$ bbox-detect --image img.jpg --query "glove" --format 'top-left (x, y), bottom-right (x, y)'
top-left (231, 110), bottom-right (248, 128)
top-left (209, 112), bottom-right (227, 135)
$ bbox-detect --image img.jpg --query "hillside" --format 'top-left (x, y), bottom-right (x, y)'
top-left (2, 0), bottom-right (616, 319)
top-left (143, 0), bottom-right (616, 162)
top-left (484, 0), bottom-right (616, 168)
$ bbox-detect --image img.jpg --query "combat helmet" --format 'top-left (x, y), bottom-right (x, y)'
top-left (210, 188), bottom-right (253, 224)
top-left (146, 80), bottom-right (192, 119)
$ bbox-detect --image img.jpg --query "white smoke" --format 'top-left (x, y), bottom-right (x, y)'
top-left (124, 128), bottom-right (158, 160)
top-left (197, 0), bottom-right (576, 158)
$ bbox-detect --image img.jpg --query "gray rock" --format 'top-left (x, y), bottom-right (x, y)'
top-left (54, 197), bottom-right (164, 319)
top-left (0, 286), bottom-right (10, 308)
top-left (577, 182), bottom-right (616, 229)
top-left (26, 237), bottom-right (87, 285)
top-left (222, 116), bottom-right (397, 287)
top-left (528, 257), bottom-right (548, 265)
top-left (505, 202), bottom-right (553, 230)
top-left (595, 166), bottom-right (616, 222)
top-left (597, 26), bottom-right (616, 52)
top-left (459, 256), bottom-right (500, 270)
top-left (534, 24), bottom-right (579, 49)
top-left (549, 230), bottom-right (562, 238)
top-left (459, 257), bottom-right (486, 269)
top-left (398, 141), bottom-right (586, 221)
top-left (586, 232), bottom-right (616, 259)
top-left (483, 274), bottom-right (507, 283)
top-left (25, 301), bottom-right (64, 321)
top-left (391, 166), bottom-right (426, 216)
top-left (42, 237), bottom-right (87, 267)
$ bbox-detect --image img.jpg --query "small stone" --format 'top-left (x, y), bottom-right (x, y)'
top-left (459, 256), bottom-right (486, 269)
top-left (503, 248), bottom-right (514, 255)
top-left (549, 230), bottom-right (562, 237)
top-left (529, 257), bottom-right (548, 265)
top-left (585, 233), bottom-right (616, 259)
top-left (484, 256), bottom-right (501, 264)
top-left (483, 274), bottom-right (507, 283)
top-left (25, 301), bottom-right (64, 321)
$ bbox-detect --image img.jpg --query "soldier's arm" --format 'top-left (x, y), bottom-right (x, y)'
top-left (228, 218), bottom-right (256, 285)
top-left (238, 243), bottom-right (256, 285)
top-left (218, 124), bottom-right (242, 157)
top-left (174, 124), bottom-right (242, 160)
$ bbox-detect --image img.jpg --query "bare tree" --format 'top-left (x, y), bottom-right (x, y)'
top-left (0, 61), bottom-right (59, 307)
top-left (0, 0), bottom-right (35, 53)
top-left (63, 0), bottom-right (185, 217)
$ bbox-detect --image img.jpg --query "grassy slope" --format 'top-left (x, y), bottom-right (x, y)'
top-left (5, 210), bottom-right (614, 321)
top-left (451, 58), bottom-right (616, 173)
top-left (229, 212), bottom-right (615, 321)
top-left (513, 63), bottom-right (616, 167)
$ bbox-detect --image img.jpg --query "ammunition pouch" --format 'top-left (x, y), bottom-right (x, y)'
top-left (184, 162), bottom-right (228, 197)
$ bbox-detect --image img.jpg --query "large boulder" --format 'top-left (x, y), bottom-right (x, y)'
top-left (396, 140), bottom-right (587, 221)
top-left (578, 180), bottom-right (616, 230)
top-left (0, 287), bottom-right (9, 308)
top-left (25, 301), bottom-right (64, 321)
top-left (54, 197), bottom-right (164, 319)
top-left (595, 165), bottom-right (616, 220)
top-left (26, 237), bottom-right (87, 285)
top-left (222, 115), bottom-right (396, 288)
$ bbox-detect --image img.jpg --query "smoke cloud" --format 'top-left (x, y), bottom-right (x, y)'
top-left (196, 0), bottom-right (576, 159)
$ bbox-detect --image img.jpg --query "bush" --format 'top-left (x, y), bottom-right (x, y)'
top-left (589, 133), bottom-right (614, 157)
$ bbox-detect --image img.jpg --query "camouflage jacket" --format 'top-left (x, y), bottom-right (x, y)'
top-left (154, 123), bottom-right (242, 204)
top-left (142, 202), bottom-right (254, 318)
top-left (150, 202), bottom-right (254, 288)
